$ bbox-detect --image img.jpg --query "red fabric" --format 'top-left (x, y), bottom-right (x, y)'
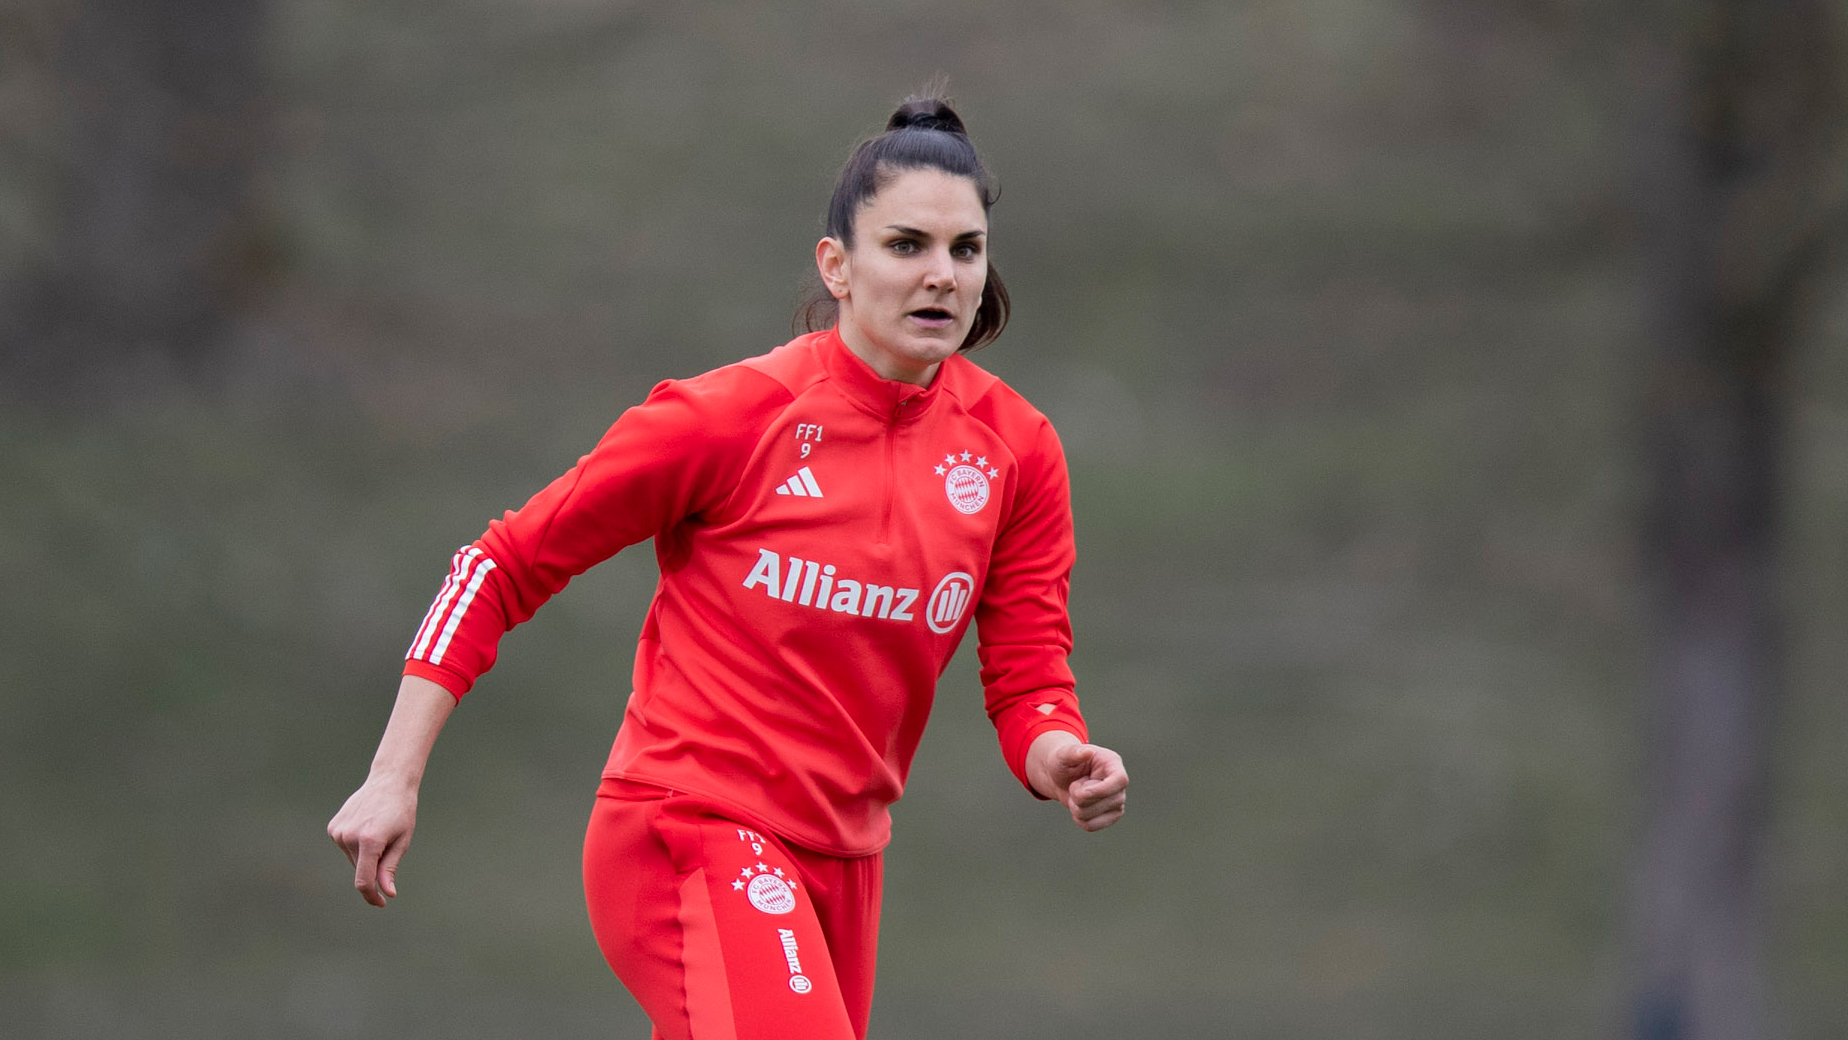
top-left (584, 778), bottom-right (879, 1040)
top-left (405, 328), bottom-right (1087, 854)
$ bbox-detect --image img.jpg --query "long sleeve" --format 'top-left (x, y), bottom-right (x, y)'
top-left (403, 367), bottom-right (790, 698)
top-left (974, 415), bottom-right (1087, 794)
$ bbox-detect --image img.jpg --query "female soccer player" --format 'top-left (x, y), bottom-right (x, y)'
top-left (328, 93), bottom-right (1129, 1040)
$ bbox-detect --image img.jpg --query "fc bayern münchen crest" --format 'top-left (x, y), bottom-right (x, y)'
top-left (936, 452), bottom-right (998, 514)
top-left (733, 862), bottom-right (798, 914)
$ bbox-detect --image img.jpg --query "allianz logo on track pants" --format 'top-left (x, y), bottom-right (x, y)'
top-left (583, 778), bottom-right (883, 1040)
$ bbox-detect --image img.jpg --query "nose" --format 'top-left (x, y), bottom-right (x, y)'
top-left (923, 246), bottom-right (957, 293)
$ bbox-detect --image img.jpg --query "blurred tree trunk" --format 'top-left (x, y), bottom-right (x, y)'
top-left (1, 0), bottom-right (272, 391)
top-left (1630, 2), bottom-right (1836, 1038)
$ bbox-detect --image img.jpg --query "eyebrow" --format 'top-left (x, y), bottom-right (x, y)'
top-left (881, 225), bottom-right (986, 240)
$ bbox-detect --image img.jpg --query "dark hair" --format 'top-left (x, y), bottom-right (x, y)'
top-left (794, 94), bottom-right (1010, 352)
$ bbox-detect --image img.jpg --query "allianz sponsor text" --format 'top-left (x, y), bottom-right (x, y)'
top-left (741, 548), bottom-right (972, 633)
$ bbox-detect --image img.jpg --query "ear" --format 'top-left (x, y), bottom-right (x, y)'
top-left (815, 237), bottom-right (850, 300)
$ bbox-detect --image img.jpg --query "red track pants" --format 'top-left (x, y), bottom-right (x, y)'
top-left (583, 778), bottom-right (882, 1040)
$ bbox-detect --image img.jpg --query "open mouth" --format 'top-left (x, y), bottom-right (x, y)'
top-left (908, 307), bottom-right (953, 324)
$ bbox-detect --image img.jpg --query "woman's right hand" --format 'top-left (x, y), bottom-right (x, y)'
top-left (328, 776), bottom-right (420, 907)
top-left (327, 674), bottom-right (456, 907)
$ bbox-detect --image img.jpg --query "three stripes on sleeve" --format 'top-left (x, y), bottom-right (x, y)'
top-left (407, 546), bottom-right (498, 667)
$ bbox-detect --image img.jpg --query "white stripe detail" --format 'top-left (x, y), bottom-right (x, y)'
top-left (409, 547), bottom-right (480, 659)
top-left (773, 468), bottom-right (823, 498)
top-left (406, 557), bottom-right (458, 656)
top-left (429, 557), bottom-right (497, 666)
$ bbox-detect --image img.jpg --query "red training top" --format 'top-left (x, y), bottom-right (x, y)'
top-left (403, 328), bottom-right (1087, 855)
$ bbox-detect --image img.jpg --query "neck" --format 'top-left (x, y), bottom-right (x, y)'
top-left (835, 321), bottom-right (940, 387)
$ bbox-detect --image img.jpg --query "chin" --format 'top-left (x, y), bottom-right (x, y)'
top-left (901, 327), bottom-right (966, 356)
top-left (906, 343), bottom-right (960, 367)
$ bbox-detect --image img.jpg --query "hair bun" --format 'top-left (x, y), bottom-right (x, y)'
top-left (887, 98), bottom-right (966, 136)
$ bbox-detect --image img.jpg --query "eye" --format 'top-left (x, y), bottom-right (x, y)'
top-left (889, 239), bottom-right (918, 255)
top-left (952, 241), bottom-right (982, 260)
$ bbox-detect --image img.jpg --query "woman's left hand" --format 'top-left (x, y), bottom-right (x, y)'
top-left (1025, 732), bottom-right (1129, 832)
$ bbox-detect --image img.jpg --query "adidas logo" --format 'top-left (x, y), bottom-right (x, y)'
top-left (775, 466), bottom-right (824, 498)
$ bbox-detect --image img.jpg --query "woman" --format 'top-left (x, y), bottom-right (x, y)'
top-left (328, 94), bottom-right (1129, 1040)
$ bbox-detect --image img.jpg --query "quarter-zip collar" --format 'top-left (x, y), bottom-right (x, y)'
top-left (817, 326), bottom-right (945, 425)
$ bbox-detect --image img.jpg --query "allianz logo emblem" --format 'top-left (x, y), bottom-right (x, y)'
top-left (925, 572), bottom-right (975, 634)
top-left (741, 549), bottom-right (974, 633)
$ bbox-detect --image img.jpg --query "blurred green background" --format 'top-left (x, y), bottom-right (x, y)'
top-left (5, 1), bottom-right (1847, 1037)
